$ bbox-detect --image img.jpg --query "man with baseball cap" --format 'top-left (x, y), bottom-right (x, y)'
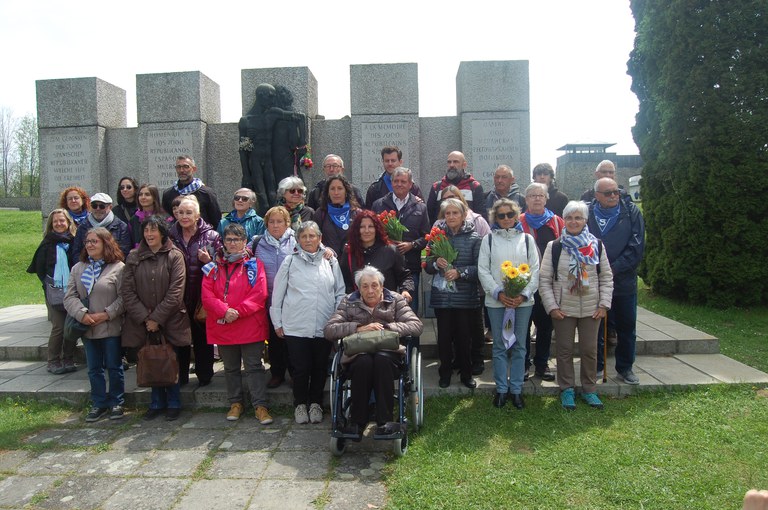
top-left (71, 192), bottom-right (132, 260)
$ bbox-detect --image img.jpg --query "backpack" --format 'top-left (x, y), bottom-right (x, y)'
top-left (551, 238), bottom-right (602, 281)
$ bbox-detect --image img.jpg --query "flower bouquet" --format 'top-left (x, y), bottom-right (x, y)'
top-left (295, 144), bottom-right (313, 174)
top-left (425, 226), bottom-right (458, 292)
top-left (377, 210), bottom-right (409, 242)
top-left (500, 261), bottom-right (530, 349)
top-left (239, 136), bottom-right (254, 152)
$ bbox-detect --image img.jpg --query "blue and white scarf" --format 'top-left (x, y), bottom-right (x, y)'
top-left (53, 244), bottom-right (70, 288)
top-left (327, 202), bottom-right (351, 231)
top-left (69, 209), bottom-right (88, 226)
top-left (80, 257), bottom-right (105, 295)
top-left (174, 178), bottom-right (203, 196)
top-left (522, 208), bottom-right (554, 231)
top-left (560, 226), bottom-right (600, 293)
top-left (593, 204), bottom-right (620, 235)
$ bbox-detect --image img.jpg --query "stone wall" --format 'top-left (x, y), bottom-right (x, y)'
top-left (36, 62), bottom-right (530, 215)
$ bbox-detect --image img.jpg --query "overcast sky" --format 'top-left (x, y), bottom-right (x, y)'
top-left (0, 0), bottom-right (639, 171)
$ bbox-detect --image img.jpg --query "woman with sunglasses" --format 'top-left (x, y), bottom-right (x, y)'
top-left (114, 177), bottom-right (139, 225)
top-left (277, 176), bottom-right (314, 231)
top-left (217, 188), bottom-right (265, 240)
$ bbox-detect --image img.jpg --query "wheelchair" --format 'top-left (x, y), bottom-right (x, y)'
top-left (329, 336), bottom-right (423, 457)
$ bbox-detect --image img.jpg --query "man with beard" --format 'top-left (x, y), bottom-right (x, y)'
top-left (426, 151), bottom-right (486, 224)
top-left (484, 164), bottom-right (525, 212)
top-left (531, 163), bottom-right (568, 217)
top-left (162, 155), bottom-right (222, 229)
top-left (71, 193), bottom-right (132, 260)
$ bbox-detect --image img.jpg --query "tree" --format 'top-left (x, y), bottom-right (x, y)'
top-left (628, 0), bottom-right (768, 306)
top-left (0, 107), bottom-right (17, 198)
top-left (14, 115), bottom-right (39, 197)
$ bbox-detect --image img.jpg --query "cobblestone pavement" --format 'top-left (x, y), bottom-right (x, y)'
top-left (0, 409), bottom-right (392, 510)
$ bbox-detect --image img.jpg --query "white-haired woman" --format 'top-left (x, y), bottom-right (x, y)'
top-left (217, 188), bottom-right (265, 240)
top-left (324, 266), bottom-right (423, 437)
top-left (277, 176), bottom-right (314, 231)
top-left (169, 195), bottom-right (221, 389)
top-left (539, 200), bottom-right (613, 411)
top-left (270, 221), bottom-right (345, 425)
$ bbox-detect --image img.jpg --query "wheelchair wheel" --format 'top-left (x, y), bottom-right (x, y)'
top-left (392, 431), bottom-right (408, 457)
top-left (330, 436), bottom-right (347, 457)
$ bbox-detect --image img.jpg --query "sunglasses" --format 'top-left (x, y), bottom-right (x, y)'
top-left (91, 203), bottom-right (109, 210)
top-left (598, 190), bottom-right (621, 196)
top-left (119, 185), bottom-right (133, 190)
top-left (287, 189), bottom-right (303, 194)
top-left (496, 212), bottom-right (516, 220)
top-left (233, 196), bottom-right (250, 202)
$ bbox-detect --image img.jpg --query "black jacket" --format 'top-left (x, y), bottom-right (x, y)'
top-left (340, 241), bottom-right (415, 295)
top-left (371, 192), bottom-right (431, 272)
top-left (162, 184), bottom-right (222, 229)
top-left (306, 179), bottom-right (364, 211)
top-left (365, 173), bottom-right (422, 208)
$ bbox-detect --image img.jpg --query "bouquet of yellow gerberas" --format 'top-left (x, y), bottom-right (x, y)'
top-left (501, 261), bottom-right (530, 297)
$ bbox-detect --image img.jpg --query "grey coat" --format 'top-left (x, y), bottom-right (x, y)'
top-left (64, 261), bottom-right (125, 339)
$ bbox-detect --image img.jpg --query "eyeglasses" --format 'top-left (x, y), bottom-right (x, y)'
top-left (233, 196), bottom-right (250, 202)
top-left (527, 194), bottom-right (546, 200)
top-left (323, 164), bottom-right (342, 169)
top-left (598, 190), bottom-right (621, 197)
top-left (91, 203), bottom-right (109, 210)
top-left (84, 239), bottom-right (100, 245)
top-left (175, 164), bottom-right (192, 170)
top-left (287, 189), bottom-right (303, 194)
top-left (119, 185), bottom-right (133, 190)
top-left (496, 212), bottom-right (516, 220)
top-left (224, 237), bottom-right (245, 244)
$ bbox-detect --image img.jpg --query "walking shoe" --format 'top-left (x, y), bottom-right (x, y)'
top-left (165, 408), bottom-right (181, 421)
top-left (47, 361), bottom-right (65, 374)
top-left (619, 370), bottom-right (640, 385)
top-left (226, 403), bottom-right (244, 421)
top-left (295, 404), bottom-right (309, 424)
top-left (143, 408), bottom-right (164, 421)
top-left (309, 403), bottom-right (323, 424)
top-left (493, 392), bottom-right (507, 408)
top-left (255, 406), bottom-right (274, 425)
top-left (471, 361), bottom-right (485, 375)
top-left (62, 359), bottom-right (77, 373)
top-left (596, 369), bottom-right (605, 380)
top-left (582, 392), bottom-right (604, 409)
top-left (535, 366), bottom-right (556, 382)
top-left (560, 388), bottom-right (576, 411)
top-left (510, 393), bottom-right (525, 410)
top-left (109, 405), bottom-right (125, 420)
top-left (85, 407), bottom-right (109, 422)
top-left (461, 377), bottom-right (477, 389)
top-left (438, 376), bottom-right (451, 388)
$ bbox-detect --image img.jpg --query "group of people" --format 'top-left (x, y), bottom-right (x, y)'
top-left (29, 146), bottom-right (644, 425)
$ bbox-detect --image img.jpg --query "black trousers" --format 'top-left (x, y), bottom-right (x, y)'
top-left (435, 308), bottom-right (473, 381)
top-left (526, 292), bottom-right (553, 370)
top-left (267, 320), bottom-right (290, 380)
top-left (285, 336), bottom-right (331, 407)
top-left (178, 307), bottom-right (214, 385)
top-left (347, 352), bottom-right (399, 426)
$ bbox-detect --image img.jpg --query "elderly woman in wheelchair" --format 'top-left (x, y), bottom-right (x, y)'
top-left (324, 266), bottom-right (423, 446)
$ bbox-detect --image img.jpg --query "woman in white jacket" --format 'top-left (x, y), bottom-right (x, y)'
top-left (539, 201), bottom-right (613, 410)
top-left (270, 221), bottom-right (346, 425)
top-left (478, 198), bottom-right (539, 410)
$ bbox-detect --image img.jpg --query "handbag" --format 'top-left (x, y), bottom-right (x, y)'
top-left (44, 276), bottom-right (65, 311)
top-left (63, 295), bottom-right (90, 342)
top-left (342, 329), bottom-right (400, 356)
top-left (194, 301), bottom-right (207, 323)
top-left (136, 330), bottom-right (179, 387)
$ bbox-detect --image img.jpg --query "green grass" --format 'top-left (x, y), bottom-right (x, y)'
top-left (638, 282), bottom-right (768, 373)
top-left (386, 386), bottom-right (768, 510)
top-left (0, 397), bottom-right (74, 450)
top-left (0, 210), bottom-right (45, 307)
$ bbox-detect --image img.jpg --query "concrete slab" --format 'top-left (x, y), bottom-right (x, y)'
top-left (101, 477), bottom-right (188, 510)
top-left (332, 452), bottom-right (388, 481)
top-left (161, 428), bottom-right (227, 451)
top-left (208, 451), bottom-right (271, 478)
top-left (38, 476), bottom-right (127, 510)
top-left (140, 450), bottom-right (209, 477)
top-left (279, 427), bottom-right (333, 451)
top-left (16, 450), bottom-right (92, 475)
top-left (248, 479), bottom-right (326, 510)
top-left (0, 450), bottom-right (31, 471)
top-left (676, 354), bottom-right (768, 383)
top-left (634, 356), bottom-right (718, 386)
top-left (220, 428), bottom-right (284, 452)
top-left (326, 480), bottom-right (389, 510)
top-left (79, 451), bottom-right (150, 476)
top-left (0, 475), bottom-right (59, 507)
top-left (177, 479), bottom-right (255, 510)
top-left (111, 428), bottom-right (175, 452)
top-left (262, 451), bottom-right (331, 480)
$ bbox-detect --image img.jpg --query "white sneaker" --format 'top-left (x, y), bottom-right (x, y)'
top-left (295, 404), bottom-right (309, 424)
top-left (308, 403), bottom-right (323, 424)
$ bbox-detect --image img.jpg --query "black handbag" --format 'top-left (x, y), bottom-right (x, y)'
top-left (63, 296), bottom-right (90, 342)
top-left (44, 276), bottom-right (65, 312)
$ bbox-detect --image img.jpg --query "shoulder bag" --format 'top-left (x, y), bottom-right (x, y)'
top-left (63, 296), bottom-right (90, 342)
top-left (136, 330), bottom-right (179, 387)
top-left (342, 329), bottom-right (400, 356)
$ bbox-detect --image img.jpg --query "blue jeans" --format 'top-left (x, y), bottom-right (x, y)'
top-left (488, 305), bottom-right (532, 395)
top-left (82, 336), bottom-right (124, 408)
top-left (597, 293), bottom-right (638, 374)
top-left (150, 345), bottom-right (181, 410)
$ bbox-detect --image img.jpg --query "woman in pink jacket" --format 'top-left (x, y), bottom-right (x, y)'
top-left (201, 223), bottom-right (272, 424)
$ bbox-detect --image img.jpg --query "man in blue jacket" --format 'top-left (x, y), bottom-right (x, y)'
top-left (588, 178), bottom-right (645, 385)
top-left (71, 193), bottom-right (132, 260)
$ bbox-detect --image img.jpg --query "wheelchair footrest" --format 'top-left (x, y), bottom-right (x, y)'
top-left (372, 422), bottom-right (406, 440)
top-left (332, 428), bottom-right (363, 442)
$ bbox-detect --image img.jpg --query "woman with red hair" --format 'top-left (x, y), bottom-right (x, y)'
top-left (339, 210), bottom-right (414, 301)
top-left (58, 186), bottom-right (90, 226)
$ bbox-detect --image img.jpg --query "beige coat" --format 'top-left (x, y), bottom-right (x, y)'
top-left (64, 261), bottom-right (125, 339)
top-left (539, 240), bottom-right (613, 318)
